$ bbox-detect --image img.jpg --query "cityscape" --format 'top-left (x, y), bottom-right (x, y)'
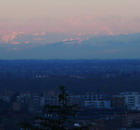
top-left (0, 60), bottom-right (139, 129)
top-left (1, 0), bottom-right (140, 129)
top-left (1, 89), bottom-right (140, 129)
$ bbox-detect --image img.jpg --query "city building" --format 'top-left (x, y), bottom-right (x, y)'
top-left (84, 94), bottom-right (111, 109)
top-left (84, 100), bottom-right (111, 109)
top-left (113, 92), bottom-right (140, 110)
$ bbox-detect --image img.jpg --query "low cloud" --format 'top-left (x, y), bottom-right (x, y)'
top-left (0, 14), bottom-right (140, 44)
top-left (62, 15), bottom-right (140, 35)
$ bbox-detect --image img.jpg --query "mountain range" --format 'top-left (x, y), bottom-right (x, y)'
top-left (0, 33), bottom-right (140, 59)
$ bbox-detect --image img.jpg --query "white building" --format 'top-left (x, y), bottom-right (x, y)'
top-left (84, 94), bottom-right (111, 109)
top-left (114, 92), bottom-right (140, 110)
top-left (84, 100), bottom-right (111, 109)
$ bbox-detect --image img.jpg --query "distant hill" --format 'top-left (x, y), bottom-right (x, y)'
top-left (0, 60), bottom-right (140, 94)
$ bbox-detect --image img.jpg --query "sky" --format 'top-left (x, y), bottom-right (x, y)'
top-left (0, 0), bottom-right (140, 59)
top-left (0, 0), bottom-right (140, 35)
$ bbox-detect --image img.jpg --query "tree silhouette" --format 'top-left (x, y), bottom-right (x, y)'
top-left (20, 85), bottom-right (78, 130)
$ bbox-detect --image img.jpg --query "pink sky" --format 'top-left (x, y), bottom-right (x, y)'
top-left (0, 0), bottom-right (140, 35)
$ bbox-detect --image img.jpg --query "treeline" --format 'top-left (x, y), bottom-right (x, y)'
top-left (0, 73), bottom-right (140, 94)
top-left (0, 60), bottom-right (140, 94)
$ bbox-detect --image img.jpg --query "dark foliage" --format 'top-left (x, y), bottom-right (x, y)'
top-left (20, 86), bottom-right (78, 130)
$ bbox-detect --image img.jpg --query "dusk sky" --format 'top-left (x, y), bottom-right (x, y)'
top-left (0, 0), bottom-right (140, 35)
top-left (0, 0), bottom-right (140, 59)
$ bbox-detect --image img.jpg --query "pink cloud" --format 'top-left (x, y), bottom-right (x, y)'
top-left (32, 32), bottom-right (46, 36)
top-left (60, 15), bottom-right (140, 35)
top-left (24, 41), bottom-right (30, 44)
top-left (11, 41), bottom-right (20, 44)
top-left (0, 14), bottom-right (140, 39)
top-left (62, 15), bottom-right (114, 34)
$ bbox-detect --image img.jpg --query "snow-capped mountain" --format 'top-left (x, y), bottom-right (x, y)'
top-left (0, 33), bottom-right (140, 59)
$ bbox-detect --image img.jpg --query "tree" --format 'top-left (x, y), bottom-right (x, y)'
top-left (20, 85), bottom-right (78, 130)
